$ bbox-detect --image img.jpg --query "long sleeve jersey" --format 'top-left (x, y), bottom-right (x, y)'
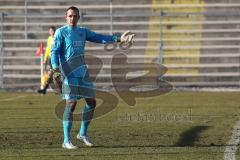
top-left (51, 25), bottom-right (117, 77)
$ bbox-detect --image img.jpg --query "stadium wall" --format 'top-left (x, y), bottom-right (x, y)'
top-left (0, 0), bottom-right (239, 90)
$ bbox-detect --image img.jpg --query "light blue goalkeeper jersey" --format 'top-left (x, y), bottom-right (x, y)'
top-left (51, 25), bottom-right (118, 100)
top-left (51, 25), bottom-right (117, 78)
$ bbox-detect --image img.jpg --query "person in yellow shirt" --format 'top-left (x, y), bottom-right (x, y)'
top-left (38, 26), bottom-right (56, 94)
top-left (43, 26), bottom-right (56, 70)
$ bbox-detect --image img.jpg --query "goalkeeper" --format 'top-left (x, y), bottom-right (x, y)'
top-left (50, 6), bottom-right (134, 149)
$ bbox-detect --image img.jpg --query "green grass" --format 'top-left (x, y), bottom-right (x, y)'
top-left (0, 91), bottom-right (239, 160)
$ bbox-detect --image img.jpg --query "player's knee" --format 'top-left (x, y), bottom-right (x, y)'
top-left (86, 98), bottom-right (96, 109)
top-left (66, 100), bottom-right (77, 111)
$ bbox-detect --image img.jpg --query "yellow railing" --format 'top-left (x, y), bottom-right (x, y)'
top-left (146, 0), bottom-right (205, 76)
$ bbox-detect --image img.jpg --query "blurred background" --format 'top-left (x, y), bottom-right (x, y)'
top-left (0, 0), bottom-right (239, 92)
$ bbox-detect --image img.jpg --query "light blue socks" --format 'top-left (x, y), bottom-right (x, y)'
top-left (63, 106), bottom-right (73, 144)
top-left (79, 104), bottom-right (94, 136)
top-left (63, 104), bottom-right (94, 143)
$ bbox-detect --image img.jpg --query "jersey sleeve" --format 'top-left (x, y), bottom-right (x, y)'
top-left (51, 29), bottom-right (63, 69)
top-left (85, 28), bottom-right (118, 44)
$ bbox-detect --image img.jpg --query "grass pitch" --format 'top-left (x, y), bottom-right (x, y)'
top-left (0, 91), bottom-right (239, 160)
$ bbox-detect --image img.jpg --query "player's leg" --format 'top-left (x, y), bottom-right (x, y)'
top-left (37, 69), bottom-right (52, 94)
top-left (62, 99), bottom-right (78, 149)
top-left (77, 97), bottom-right (96, 147)
top-left (37, 83), bottom-right (49, 94)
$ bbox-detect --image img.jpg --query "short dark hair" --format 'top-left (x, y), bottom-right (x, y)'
top-left (49, 26), bottom-right (56, 32)
top-left (66, 6), bottom-right (80, 17)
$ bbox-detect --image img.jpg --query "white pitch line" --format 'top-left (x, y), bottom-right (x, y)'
top-left (0, 95), bottom-right (27, 102)
top-left (224, 120), bottom-right (240, 160)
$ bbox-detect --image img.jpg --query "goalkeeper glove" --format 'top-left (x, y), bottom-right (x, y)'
top-left (120, 31), bottom-right (135, 43)
top-left (48, 68), bottom-right (62, 94)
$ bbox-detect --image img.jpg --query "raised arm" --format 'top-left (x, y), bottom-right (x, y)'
top-left (85, 28), bottom-right (118, 44)
top-left (85, 28), bottom-right (134, 44)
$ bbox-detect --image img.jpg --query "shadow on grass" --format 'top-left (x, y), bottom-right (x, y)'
top-left (176, 126), bottom-right (210, 146)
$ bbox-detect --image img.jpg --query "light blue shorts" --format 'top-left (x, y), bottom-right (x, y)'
top-left (62, 75), bottom-right (95, 100)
